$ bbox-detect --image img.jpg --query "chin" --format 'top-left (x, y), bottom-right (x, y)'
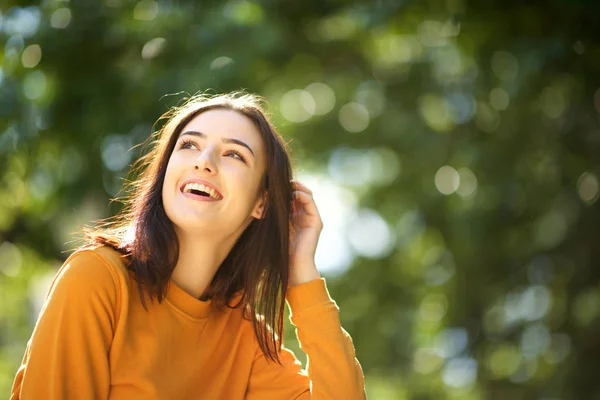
top-left (173, 213), bottom-right (245, 236)
top-left (172, 213), bottom-right (218, 230)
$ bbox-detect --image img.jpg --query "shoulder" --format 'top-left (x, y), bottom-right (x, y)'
top-left (50, 245), bottom-right (130, 302)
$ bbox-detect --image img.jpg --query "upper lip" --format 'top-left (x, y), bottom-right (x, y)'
top-left (180, 178), bottom-right (223, 200)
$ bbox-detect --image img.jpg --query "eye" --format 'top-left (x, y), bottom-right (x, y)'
top-left (224, 150), bottom-right (247, 164)
top-left (179, 139), bottom-right (198, 150)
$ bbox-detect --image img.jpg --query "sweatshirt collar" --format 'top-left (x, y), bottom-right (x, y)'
top-left (165, 279), bottom-right (212, 320)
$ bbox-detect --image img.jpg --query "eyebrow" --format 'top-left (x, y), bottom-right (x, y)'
top-left (179, 130), bottom-right (255, 158)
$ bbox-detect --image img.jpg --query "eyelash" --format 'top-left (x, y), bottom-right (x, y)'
top-left (179, 139), bottom-right (247, 164)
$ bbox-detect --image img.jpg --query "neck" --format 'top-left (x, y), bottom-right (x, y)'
top-left (170, 229), bottom-right (239, 300)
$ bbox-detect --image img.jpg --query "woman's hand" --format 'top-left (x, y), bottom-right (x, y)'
top-left (288, 181), bottom-right (323, 287)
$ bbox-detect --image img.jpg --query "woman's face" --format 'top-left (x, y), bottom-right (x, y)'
top-left (162, 109), bottom-right (267, 237)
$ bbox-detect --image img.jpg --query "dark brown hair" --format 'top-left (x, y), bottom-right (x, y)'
top-left (85, 93), bottom-right (293, 363)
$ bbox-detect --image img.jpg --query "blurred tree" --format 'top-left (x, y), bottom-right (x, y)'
top-left (1, 0), bottom-right (600, 398)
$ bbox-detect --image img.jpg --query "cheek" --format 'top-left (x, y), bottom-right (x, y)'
top-left (164, 152), bottom-right (186, 178)
top-left (225, 165), bottom-right (261, 192)
top-left (162, 156), bottom-right (181, 196)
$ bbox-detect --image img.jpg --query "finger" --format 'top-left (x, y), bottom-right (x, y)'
top-left (292, 190), bottom-right (314, 203)
top-left (292, 191), bottom-right (320, 216)
top-left (291, 180), bottom-right (311, 192)
top-left (291, 180), bottom-right (313, 195)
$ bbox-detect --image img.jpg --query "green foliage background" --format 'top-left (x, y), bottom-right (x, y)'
top-left (1, 0), bottom-right (600, 398)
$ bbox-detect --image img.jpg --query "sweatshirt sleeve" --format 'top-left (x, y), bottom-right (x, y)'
top-left (246, 278), bottom-right (366, 399)
top-left (10, 250), bottom-right (120, 400)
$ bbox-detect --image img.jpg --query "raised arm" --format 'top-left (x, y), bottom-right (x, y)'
top-left (11, 250), bottom-right (120, 399)
top-left (287, 278), bottom-right (366, 398)
top-left (246, 277), bottom-right (366, 399)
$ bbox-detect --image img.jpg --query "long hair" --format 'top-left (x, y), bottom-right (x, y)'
top-left (84, 92), bottom-right (293, 363)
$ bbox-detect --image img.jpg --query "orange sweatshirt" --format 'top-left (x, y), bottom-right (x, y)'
top-left (11, 245), bottom-right (365, 399)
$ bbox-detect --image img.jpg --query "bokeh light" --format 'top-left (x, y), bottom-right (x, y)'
top-left (328, 147), bottom-right (400, 187)
top-left (540, 87), bottom-right (566, 119)
top-left (347, 209), bottom-right (395, 259)
top-left (442, 357), bottom-right (478, 389)
top-left (577, 172), bottom-right (599, 204)
top-left (456, 168), bottom-right (477, 197)
top-left (21, 44), bottom-right (41, 68)
top-left (0, 242), bottom-right (22, 277)
top-left (338, 102), bottom-right (369, 133)
top-left (210, 56), bottom-right (234, 70)
top-left (134, 0), bottom-right (158, 21)
top-left (419, 94), bottom-right (454, 132)
top-left (489, 88), bottom-right (509, 111)
top-left (280, 89), bottom-right (316, 123)
top-left (50, 8), bottom-right (71, 29)
top-left (491, 51), bottom-right (518, 81)
top-left (304, 82), bottom-right (336, 115)
top-left (435, 166), bottom-right (460, 195)
top-left (22, 70), bottom-right (47, 101)
top-left (141, 37), bottom-right (166, 60)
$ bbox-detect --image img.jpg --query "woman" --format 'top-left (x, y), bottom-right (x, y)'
top-left (11, 93), bottom-right (366, 399)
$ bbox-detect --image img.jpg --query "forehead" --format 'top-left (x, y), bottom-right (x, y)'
top-left (181, 109), bottom-right (264, 149)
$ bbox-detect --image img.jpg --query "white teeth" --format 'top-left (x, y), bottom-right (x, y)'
top-left (182, 182), bottom-right (220, 200)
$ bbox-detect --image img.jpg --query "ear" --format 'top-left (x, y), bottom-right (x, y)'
top-left (251, 190), bottom-right (268, 219)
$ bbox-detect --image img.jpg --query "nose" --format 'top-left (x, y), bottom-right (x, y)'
top-left (194, 146), bottom-right (218, 174)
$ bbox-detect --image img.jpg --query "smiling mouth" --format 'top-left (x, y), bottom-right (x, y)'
top-left (181, 182), bottom-right (223, 200)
